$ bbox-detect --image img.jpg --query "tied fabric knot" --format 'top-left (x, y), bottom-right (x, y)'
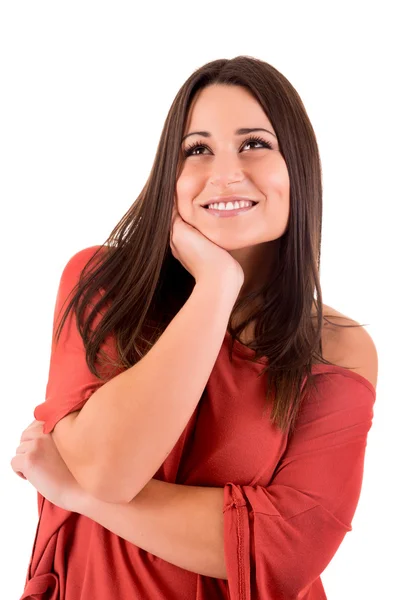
top-left (20, 572), bottom-right (59, 599)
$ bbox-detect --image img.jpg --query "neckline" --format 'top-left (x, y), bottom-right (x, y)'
top-left (224, 329), bottom-right (266, 361)
top-left (223, 330), bottom-right (376, 397)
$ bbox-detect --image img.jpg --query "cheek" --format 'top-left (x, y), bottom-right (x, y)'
top-left (255, 156), bottom-right (290, 195)
top-left (175, 168), bottom-right (204, 211)
top-left (176, 174), bottom-right (195, 198)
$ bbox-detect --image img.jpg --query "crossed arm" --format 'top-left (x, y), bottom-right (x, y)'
top-left (78, 477), bottom-right (227, 580)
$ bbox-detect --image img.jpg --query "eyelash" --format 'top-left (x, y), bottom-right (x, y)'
top-left (183, 135), bottom-right (273, 157)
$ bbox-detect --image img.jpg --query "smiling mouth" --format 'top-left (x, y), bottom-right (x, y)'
top-left (202, 201), bottom-right (259, 218)
top-left (202, 200), bottom-right (258, 211)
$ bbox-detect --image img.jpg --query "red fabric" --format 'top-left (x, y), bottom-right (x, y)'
top-left (21, 246), bottom-right (376, 599)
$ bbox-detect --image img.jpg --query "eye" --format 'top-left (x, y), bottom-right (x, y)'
top-left (183, 135), bottom-right (274, 157)
top-left (242, 135), bottom-right (274, 151)
top-left (183, 140), bottom-right (211, 157)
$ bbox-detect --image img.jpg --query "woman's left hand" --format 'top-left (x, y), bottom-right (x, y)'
top-left (10, 419), bottom-right (87, 513)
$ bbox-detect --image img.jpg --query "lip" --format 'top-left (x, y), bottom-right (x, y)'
top-left (200, 195), bottom-right (260, 208)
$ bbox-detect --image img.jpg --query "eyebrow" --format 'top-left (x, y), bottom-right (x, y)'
top-left (181, 127), bottom-right (277, 143)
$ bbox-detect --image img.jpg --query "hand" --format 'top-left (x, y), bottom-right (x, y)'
top-left (170, 203), bottom-right (244, 286)
top-left (10, 420), bottom-right (88, 513)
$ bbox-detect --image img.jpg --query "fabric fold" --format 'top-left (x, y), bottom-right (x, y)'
top-left (222, 373), bottom-right (375, 599)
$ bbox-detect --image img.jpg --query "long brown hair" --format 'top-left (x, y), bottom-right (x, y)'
top-left (54, 55), bottom-right (364, 435)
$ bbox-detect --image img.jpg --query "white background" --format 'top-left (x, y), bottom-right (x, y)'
top-left (1, 1), bottom-right (398, 598)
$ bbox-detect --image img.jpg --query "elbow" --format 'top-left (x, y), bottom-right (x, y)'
top-left (84, 445), bottom-right (160, 504)
top-left (80, 462), bottom-right (143, 504)
top-left (52, 412), bottom-right (140, 504)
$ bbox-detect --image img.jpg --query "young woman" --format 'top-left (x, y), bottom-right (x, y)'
top-left (11, 56), bottom-right (378, 599)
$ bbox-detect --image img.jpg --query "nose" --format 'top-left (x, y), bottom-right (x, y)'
top-left (209, 151), bottom-right (244, 187)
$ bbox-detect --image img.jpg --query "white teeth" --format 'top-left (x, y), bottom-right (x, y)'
top-left (206, 200), bottom-right (254, 211)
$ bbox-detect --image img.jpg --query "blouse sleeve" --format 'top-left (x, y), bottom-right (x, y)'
top-left (34, 246), bottom-right (113, 434)
top-left (222, 370), bottom-right (376, 600)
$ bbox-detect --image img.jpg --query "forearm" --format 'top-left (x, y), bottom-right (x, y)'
top-left (62, 276), bottom-right (241, 504)
top-left (78, 478), bottom-right (227, 580)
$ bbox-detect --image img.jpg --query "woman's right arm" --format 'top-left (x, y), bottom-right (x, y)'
top-left (52, 274), bottom-right (242, 504)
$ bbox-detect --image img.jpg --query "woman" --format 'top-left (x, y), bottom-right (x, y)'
top-left (11, 56), bottom-right (378, 599)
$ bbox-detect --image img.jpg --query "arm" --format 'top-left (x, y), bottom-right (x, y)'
top-left (46, 250), bottom-right (242, 504)
top-left (222, 370), bottom-right (377, 599)
top-left (78, 478), bottom-right (227, 580)
top-left (72, 372), bottom-right (376, 591)
top-left (68, 340), bottom-right (376, 588)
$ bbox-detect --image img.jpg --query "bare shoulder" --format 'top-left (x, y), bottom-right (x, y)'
top-left (319, 304), bottom-right (378, 390)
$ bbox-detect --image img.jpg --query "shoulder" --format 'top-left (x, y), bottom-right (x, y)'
top-left (59, 245), bottom-right (105, 283)
top-left (319, 304), bottom-right (378, 391)
top-left (53, 245), bottom-right (107, 310)
top-left (63, 245), bottom-right (105, 272)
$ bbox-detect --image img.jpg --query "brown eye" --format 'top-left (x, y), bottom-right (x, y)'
top-left (183, 142), bottom-right (210, 157)
top-left (241, 136), bottom-right (273, 151)
top-left (183, 135), bottom-right (273, 158)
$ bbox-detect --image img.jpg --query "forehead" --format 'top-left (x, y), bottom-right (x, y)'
top-left (184, 84), bottom-right (274, 133)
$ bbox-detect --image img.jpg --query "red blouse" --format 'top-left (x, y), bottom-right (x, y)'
top-left (20, 246), bottom-right (376, 600)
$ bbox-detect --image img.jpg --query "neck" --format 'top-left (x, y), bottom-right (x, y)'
top-left (229, 239), bottom-right (280, 300)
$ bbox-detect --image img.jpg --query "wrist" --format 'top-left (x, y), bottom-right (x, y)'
top-left (195, 272), bottom-right (243, 299)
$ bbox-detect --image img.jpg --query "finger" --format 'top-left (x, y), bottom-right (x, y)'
top-left (20, 429), bottom-right (40, 443)
top-left (20, 424), bottom-right (45, 442)
top-left (15, 440), bottom-right (33, 455)
top-left (10, 455), bottom-right (28, 480)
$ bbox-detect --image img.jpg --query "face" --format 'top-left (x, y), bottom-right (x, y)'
top-left (175, 84), bottom-right (290, 260)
